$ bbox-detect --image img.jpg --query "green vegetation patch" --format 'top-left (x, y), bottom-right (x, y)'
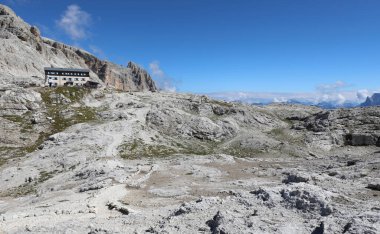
top-left (174, 140), bottom-right (217, 155)
top-left (118, 139), bottom-right (177, 159)
top-left (0, 87), bottom-right (96, 166)
top-left (40, 86), bottom-right (91, 104)
top-left (207, 99), bottom-right (234, 108)
top-left (220, 144), bottom-right (263, 157)
top-left (0, 169), bottom-right (59, 197)
top-left (118, 137), bottom-right (274, 159)
top-left (2, 115), bottom-right (24, 123)
top-left (118, 138), bottom-right (220, 159)
top-left (2, 112), bottom-right (35, 134)
top-left (0, 183), bottom-right (37, 197)
top-left (0, 147), bottom-right (33, 167)
top-left (38, 170), bottom-right (58, 183)
top-left (49, 106), bottom-right (97, 133)
top-left (269, 127), bottom-right (303, 144)
top-left (24, 133), bottom-right (46, 153)
top-left (23, 87), bottom-right (98, 153)
top-left (0, 155), bottom-right (8, 167)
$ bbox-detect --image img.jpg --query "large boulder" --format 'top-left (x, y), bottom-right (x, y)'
top-left (345, 133), bottom-right (380, 146)
top-left (294, 108), bottom-right (380, 148)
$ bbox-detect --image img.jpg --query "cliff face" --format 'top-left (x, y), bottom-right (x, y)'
top-left (0, 4), bottom-right (157, 92)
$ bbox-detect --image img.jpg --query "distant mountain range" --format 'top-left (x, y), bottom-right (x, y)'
top-left (209, 92), bottom-right (380, 109)
top-left (288, 93), bottom-right (380, 108)
top-left (286, 99), bottom-right (360, 109)
top-left (287, 100), bottom-right (360, 109)
top-left (238, 94), bottom-right (380, 109)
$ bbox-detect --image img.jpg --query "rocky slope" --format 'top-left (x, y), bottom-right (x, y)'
top-left (0, 4), bottom-right (157, 91)
top-left (361, 93), bottom-right (380, 107)
top-left (0, 86), bottom-right (379, 233)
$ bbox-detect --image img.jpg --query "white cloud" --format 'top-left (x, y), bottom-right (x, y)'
top-left (337, 93), bottom-right (346, 104)
top-left (273, 97), bottom-right (287, 103)
top-left (207, 91), bottom-right (315, 104)
top-left (57, 5), bottom-right (91, 40)
top-left (206, 80), bottom-right (378, 107)
top-left (149, 61), bottom-right (177, 92)
top-left (149, 61), bottom-right (165, 78)
top-left (320, 94), bottom-right (329, 102)
top-left (356, 89), bottom-right (370, 100)
top-left (206, 89), bottom-right (375, 106)
top-left (316, 80), bottom-right (350, 93)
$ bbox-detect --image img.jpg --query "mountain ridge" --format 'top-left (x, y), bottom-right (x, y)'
top-left (361, 93), bottom-right (380, 107)
top-left (0, 4), bottom-right (157, 92)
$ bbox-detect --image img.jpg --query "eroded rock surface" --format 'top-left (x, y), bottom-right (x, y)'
top-left (0, 89), bottom-right (379, 233)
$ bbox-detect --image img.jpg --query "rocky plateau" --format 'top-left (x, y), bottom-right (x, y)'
top-left (0, 3), bottom-right (379, 234)
top-left (0, 86), bottom-right (379, 234)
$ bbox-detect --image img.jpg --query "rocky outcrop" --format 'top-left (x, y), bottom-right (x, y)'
top-left (72, 49), bottom-right (157, 91)
top-left (292, 107), bottom-right (380, 148)
top-left (0, 85), bottom-right (45, 148)
top-left (345, 133), bottom-right (380, 146)
top-left (146, 107), bottom-right (238, 141)
top-left (280, 184), bottom-right (333, 216)
top-left (361, 93), bottom-right (380, 107)
top-left (0, 4), bottom-right (157, 92)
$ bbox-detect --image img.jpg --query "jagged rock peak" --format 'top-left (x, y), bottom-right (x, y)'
top-left (361, 93), bottom-right (380, 107)
top-left (128, 62), bottom-right (150, 77)
top-left (128, 61), bottom-right (144, 72)
top-left (127, 61), bottom-right (157, 91)
top-left (0, 4), bottom-right (17, 16)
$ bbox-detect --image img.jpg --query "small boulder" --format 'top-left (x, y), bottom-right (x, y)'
top-left (106, 202), bottom-right (129, 215)
top-left (206, 211), bottom-right (225, 234)
top-left (282, 171), bottom-right (310, 184)
top-left (250, 188), bottom-right (270, 201)
top-left (30, 26), bottom-right (40, 38)
top-left (347, 160), bottom-right (358, 166)
top-left (366, 183), bottom-right (380, 191)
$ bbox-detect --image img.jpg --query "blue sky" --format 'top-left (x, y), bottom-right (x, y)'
top-left (4, 0), bottom-right (380, 103)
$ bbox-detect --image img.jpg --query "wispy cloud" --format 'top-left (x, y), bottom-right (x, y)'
top-left (149, 61), bottom-right (165, 77)
top-left (356, 89), bottom-right (372, 102)
top-left (149, 61), bottom-right (177, 92)
top-left (57, 5), bottom-right (91, 41)
top-left (316, 80), bottom-right (350, 93)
